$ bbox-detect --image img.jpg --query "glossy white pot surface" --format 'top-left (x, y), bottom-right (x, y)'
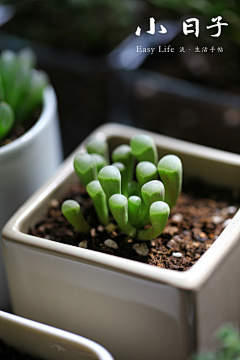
top-left (0, 85), bottom-right (63, 311)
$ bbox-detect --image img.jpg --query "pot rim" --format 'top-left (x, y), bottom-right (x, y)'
top-left (0, 85), bottom-right (56, 158)
top-left (0, 310), bottom-right (114, 360)
top-left (2, 123), bottom-right (240, 291)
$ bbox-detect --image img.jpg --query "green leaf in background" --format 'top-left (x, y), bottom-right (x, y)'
top-left (0, 48), bottom-right (48, 142)
top-left (15, 69), bottom-right (48, 123)
top-left (0, 102), bottom-right (14, 141)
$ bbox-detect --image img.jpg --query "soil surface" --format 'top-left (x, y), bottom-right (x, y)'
top-left (29, 180), bottom-right (239, 271)
top-left (0, 340), bottom-right (35, 360)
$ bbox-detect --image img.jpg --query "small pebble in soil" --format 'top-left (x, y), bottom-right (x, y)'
top-left (172, 213), bottom-right (183, 222)
top-left (222, 218), bottom-right (232, 228)
top-left (166, 239), bottom-right (179, 249)
top-left (211, 215), bottom-right (224, 224)
top-left (104, 239), bottom-right (119, 249)
top-left (97, 225), bottom-right (105, 232)
top-left (125, 237), bottom-right (134, 243)
top-left (90, 228), bottom-right (97, 237)
top-left (227, 206), bottom-right (237, 214)
top-left (49, 199), bottom-right (60, 209)
top-left (163, 226), bottom-right (179, 236)
top-left (172, 252), bottom-right (183, 258)
top-left (78, 240), bottom-right (88, 248)
top-left (133, 243), bottom-right (149, 256)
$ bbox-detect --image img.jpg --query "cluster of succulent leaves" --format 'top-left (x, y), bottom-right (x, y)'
top-left (2, 0), bottom-right (144, 55)
top-left (62, 133), bottom-right (182, 241)
top-left (0, 48), bottom-right (48, 142)
top-left (192, 324), bottom-right (240, 360)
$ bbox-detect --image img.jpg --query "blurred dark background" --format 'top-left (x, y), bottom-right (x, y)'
top-left (0, 0), bottom-right (240, 156)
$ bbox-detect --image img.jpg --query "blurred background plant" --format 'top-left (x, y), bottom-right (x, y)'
top-left (191, 324), bottom-right (240, 360)
top-left (0, 48), bottom-right (48, 145)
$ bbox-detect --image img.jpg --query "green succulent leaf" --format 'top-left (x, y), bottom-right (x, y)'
top-left (15, 69), bottom-right (48, 123)
top-left (157, 154), bottom-right (182, 209)
top-left (109, 194), bottom-right (137, 238)
top-left (0, 72), bottom-right (5, 101)
top-left (98, 165), bottom-right (121, 203)
top-left (137, 180), bottom-right (165, 228)
top-left (9, 66), bottom-right (31, 112)
top-left (86, 137), bottom-right (109, 163)
top-left (112, 144), bottom-right (134, 184)
top-left (91, 153), bottom-right (108, 173)
top-left (112, 161), bottom-right (128, 196)
top-left (136, 161), bottom-right (158, 187)
top-left (127, 181), bottom-right (141, 198)
top-left (137, 201), bottom-right (170, 240)
top-left (141, 180), bottom-right (165, 205)
top-left (74, 153), bottom-right (97, 187)
top-left (0, 50), bottom-right (19, 104)
top-left (86, 180), bottom-right (109, 225)
top-left (128, 195), bottom-right (141, 228)
top-left (130, 133), bottom-right (158, 165)
top-left (61, 199), bottom-right (91, 233)
top-left (0, 102), bottom-right (14, 141)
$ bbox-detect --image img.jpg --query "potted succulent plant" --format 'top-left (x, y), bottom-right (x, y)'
top-left (0, 48), bottom-right (63, 311)
top-left (0, 310), bottom-right (114, 360)
top-left (2, 123), bottom-right (240, 360)
top-left (61, 133), bottom-right (182, 244)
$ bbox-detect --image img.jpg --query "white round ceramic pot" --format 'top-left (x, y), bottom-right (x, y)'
top-left (0, 85), bottom-right (63, 311)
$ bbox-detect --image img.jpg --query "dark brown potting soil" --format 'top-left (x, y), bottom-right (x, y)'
top-left (29, 180), bottom-right (239, 271)
top-left (0, 340), bottom-right (35, 360)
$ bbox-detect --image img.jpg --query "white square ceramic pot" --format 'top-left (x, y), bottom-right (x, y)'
top-left (0, 85), bottom-right (63, 311)
top-left (2, 123), bottom-right (240, 360)
top-left (0, 310), bottom-right (114, 360)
